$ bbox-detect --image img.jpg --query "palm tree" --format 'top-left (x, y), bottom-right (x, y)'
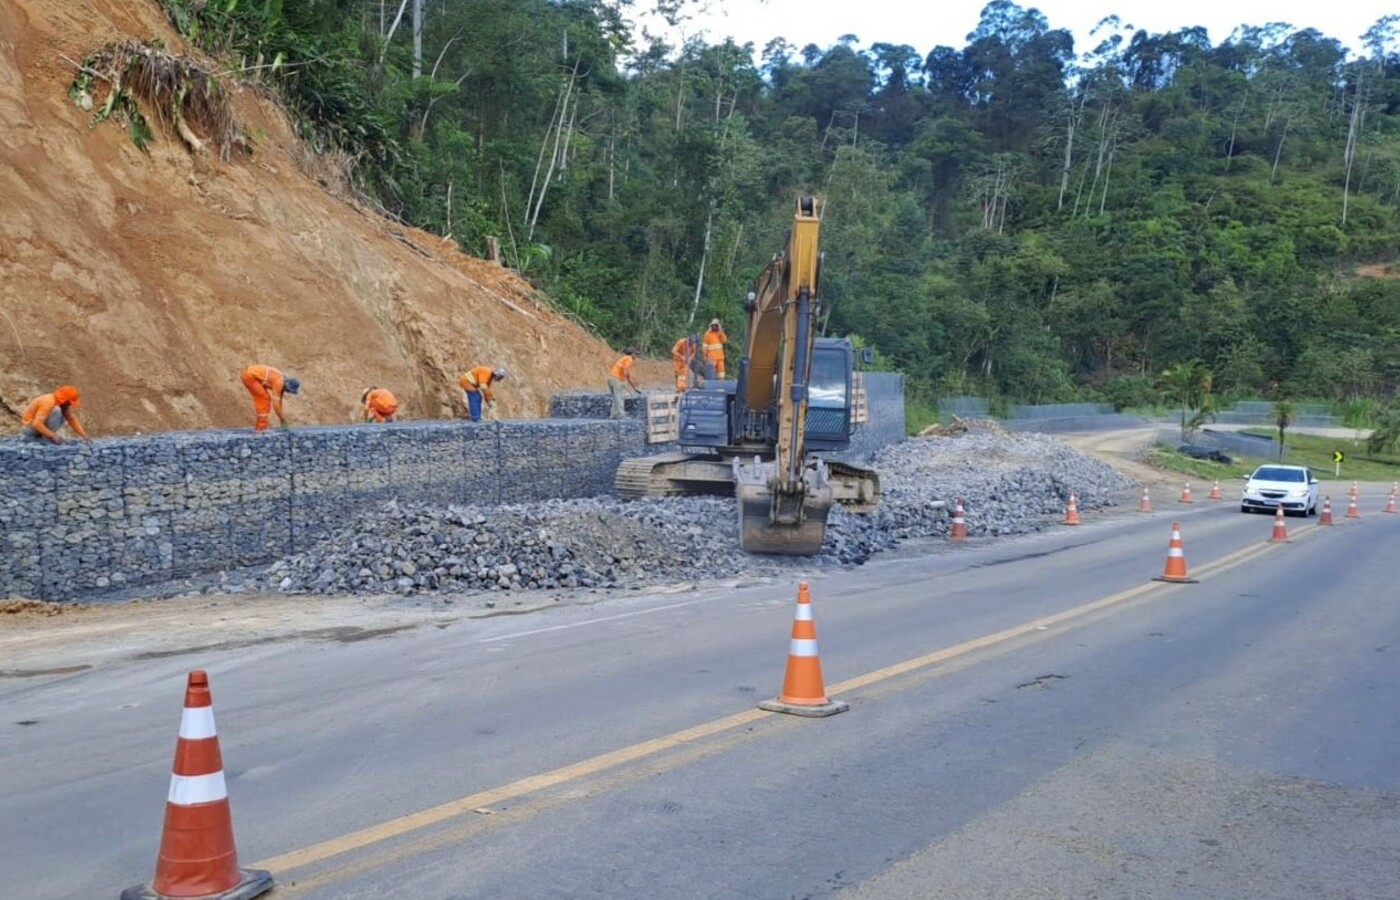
top-left (1161, 360), bottom-right (1214, 441)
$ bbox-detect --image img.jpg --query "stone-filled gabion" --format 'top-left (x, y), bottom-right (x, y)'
top-left (263, 425), bottom-right (1137, 596)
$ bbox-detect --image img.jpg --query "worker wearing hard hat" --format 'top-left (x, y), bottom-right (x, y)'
top-left (240, 364), bottom-right (300, 431)
top-left (20, 385), bottom-right (90, 444)
top-left (360, 387), bottom-right (399, 423)
top-left (459, 366), bottom-right (506, 422)
top-left (608, 348), bottom-right (641, 419)
top-left (701, 318), bottom-right (727, 379)
top-left (671, 334), bottom-right (699, 392)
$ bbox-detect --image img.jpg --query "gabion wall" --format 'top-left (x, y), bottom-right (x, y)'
top-left (0, 419), bottom-right (645, 601)
top-left (1, 375), bottom-right (905, 602)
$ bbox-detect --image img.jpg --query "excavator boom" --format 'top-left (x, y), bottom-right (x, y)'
top-left (734, 197), bottom-right (834, 555)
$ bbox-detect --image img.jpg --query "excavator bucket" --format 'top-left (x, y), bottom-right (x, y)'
top-left (734, 459), bottom-right (834, 556)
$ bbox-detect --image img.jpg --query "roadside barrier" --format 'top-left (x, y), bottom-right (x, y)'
top-left (1152, 522), bottom-right (1197, 584)
top-left (122, 671), bottom-right (272, 900)
top-left (759, 583), bottom-right (848, 718)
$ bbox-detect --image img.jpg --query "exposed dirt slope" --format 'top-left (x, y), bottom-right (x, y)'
top-left (0, 0), bottom-right (664, 434)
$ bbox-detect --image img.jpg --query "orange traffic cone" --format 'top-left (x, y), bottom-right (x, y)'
top-left (1152, 522), bottom-right (1198, 583)
top-left (123, 672), bottom-right (272, 900)
top-left (1208, 479), bottom-right (1222, 500)
top-left (1350, 480), bottom-right (1359, 499)
top-left (1138, 487), bottom-right (1152, 513)
top-left (1179, 482), bottom-right (1193, 503)
top-left (1319, 496), bottom-right (1334, 526)
top-left (1063, 493), bottom-right (1081, 526)
top-left (950, 499), bottom-right (968, 542)
top-left (1385, 491), bottom-right (1397, 515)
top-left (1346, 495), bottom-right (1361, 519)
top-left (1269, 506), bottom-right (1291, 543)
top-left (759, 583), bottom-right (848, 717)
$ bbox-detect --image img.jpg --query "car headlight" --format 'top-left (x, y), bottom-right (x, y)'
top-left (1288, 488), bottom-right (1306, 497)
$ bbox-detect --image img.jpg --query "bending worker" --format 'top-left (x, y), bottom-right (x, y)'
top-left (702, 318), bottom-right (727, 379)
top-left (361, 387), bottom-right (399, 423)
top-left (670, 334), bottom-right (699, 392)
top-left (20, 384), bottom-right (90, 443)
top-left (608, 348), bottom-right (641, 419)
top-left (459, 366), bottom-right (506, 422)
top-left (240, 364), bottom-right (300, 431)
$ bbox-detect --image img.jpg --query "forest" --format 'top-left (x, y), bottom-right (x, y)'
top-left (152, 0), bottom-right (1400, 411)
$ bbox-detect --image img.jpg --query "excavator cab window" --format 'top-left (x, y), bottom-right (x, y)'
top-left (808, 349), bottom-right (847, 408)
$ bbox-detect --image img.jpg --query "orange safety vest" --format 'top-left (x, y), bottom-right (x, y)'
top-left (244, 364), bottom-right (286, 395)
top-left (365, 388), bottom-right (398, 417)
top-left (610, 355), bottom-right (634, 380)
top-left (702, 329), bottom-right (726, 359)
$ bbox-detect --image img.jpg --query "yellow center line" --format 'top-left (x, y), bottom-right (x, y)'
top-left (252, 522), bottom-right (1314, 875)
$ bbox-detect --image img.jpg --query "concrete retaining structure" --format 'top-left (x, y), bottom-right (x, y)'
top-left (2, 373), bottom-right (907, 602)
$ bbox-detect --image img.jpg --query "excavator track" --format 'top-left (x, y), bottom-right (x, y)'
top-left (614, 453), bottom-right (734, 500)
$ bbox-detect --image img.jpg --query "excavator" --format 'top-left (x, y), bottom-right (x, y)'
top-left (614, 196), bottom-right (880, 554)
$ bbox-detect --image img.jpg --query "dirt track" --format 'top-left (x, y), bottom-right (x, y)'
top-left (1057, 427), bottom-right (1180, 486)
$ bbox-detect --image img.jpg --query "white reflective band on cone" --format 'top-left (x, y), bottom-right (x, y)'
top-left (1167, 548), bottom-right (1184, 557)
top-left (793, 605), bottom-right (813, 621)
top-left (178, 706), bottom-right (217, 740)
top-left (168, 771), bottom-right (228, 805)
top-left (789, 638), bottom-right (818, 657)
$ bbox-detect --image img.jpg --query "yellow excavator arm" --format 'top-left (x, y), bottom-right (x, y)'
top-left (734, 196), bottom-right (834, 554)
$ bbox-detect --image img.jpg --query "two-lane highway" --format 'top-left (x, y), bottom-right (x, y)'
top-left (2, 488), bottom-right (1397, 898)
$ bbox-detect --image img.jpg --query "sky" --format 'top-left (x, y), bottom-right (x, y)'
top-left (643, 0), bottom-right (1396, 59)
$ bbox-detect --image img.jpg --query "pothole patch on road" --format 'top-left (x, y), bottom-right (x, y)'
top-left (1016, 673), bottom-right (1066, 690)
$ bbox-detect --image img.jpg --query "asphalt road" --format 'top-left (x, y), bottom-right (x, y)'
top-left (3, 484), bottom-right (1398, 899)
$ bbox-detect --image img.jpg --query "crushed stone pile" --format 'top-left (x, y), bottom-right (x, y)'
top-left (264, 426), bottom-right (1137, 597)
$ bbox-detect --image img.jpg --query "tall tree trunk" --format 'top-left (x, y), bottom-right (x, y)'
top-left (1271, 117), bottom-right (1290, 178)
top-left (411, 0), bottom-right (423, 78)
top-left (1342, 74), bottom-right (1364, 226)
top-left (1225, 94), bottom-right (1246, 170)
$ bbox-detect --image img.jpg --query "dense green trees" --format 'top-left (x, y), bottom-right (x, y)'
top-left (156, 0), bottom-right (1400, 404)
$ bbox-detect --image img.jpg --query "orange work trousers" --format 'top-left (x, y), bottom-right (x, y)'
top-left (705, 351), bottom-right (725, 380)
top-left (672, 359), bottom-right (689, 392)
top-left (241, 369), bottom-right (272, 430)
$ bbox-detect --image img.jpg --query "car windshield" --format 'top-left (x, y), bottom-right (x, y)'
top-left (1252, 467), bottom-right (1305, 483)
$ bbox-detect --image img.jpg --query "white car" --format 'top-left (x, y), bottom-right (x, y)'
top-left (1240, 464), bottom-right (1319, 516)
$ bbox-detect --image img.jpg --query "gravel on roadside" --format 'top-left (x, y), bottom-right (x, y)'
top-left (262, 425), bottom-right (1137, 597)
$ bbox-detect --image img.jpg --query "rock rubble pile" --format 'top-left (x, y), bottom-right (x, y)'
top-left (265, 426), bottom-right (1137, 596)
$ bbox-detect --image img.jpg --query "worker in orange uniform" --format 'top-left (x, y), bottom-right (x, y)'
top-left (20, 385), bottom-right (90, 443)
top-left (240, 364), bottom-right (300, 431)
top-left (360, 387), bottom-right (399, 423)
top-left (608, 348), bottom-right (641, 419)
top-left (671, 334), bottom-right (699, 392)
top-left (459, 366), bottom-right (506, 422)
top-left (702, 318), bottom-right (727, 379)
